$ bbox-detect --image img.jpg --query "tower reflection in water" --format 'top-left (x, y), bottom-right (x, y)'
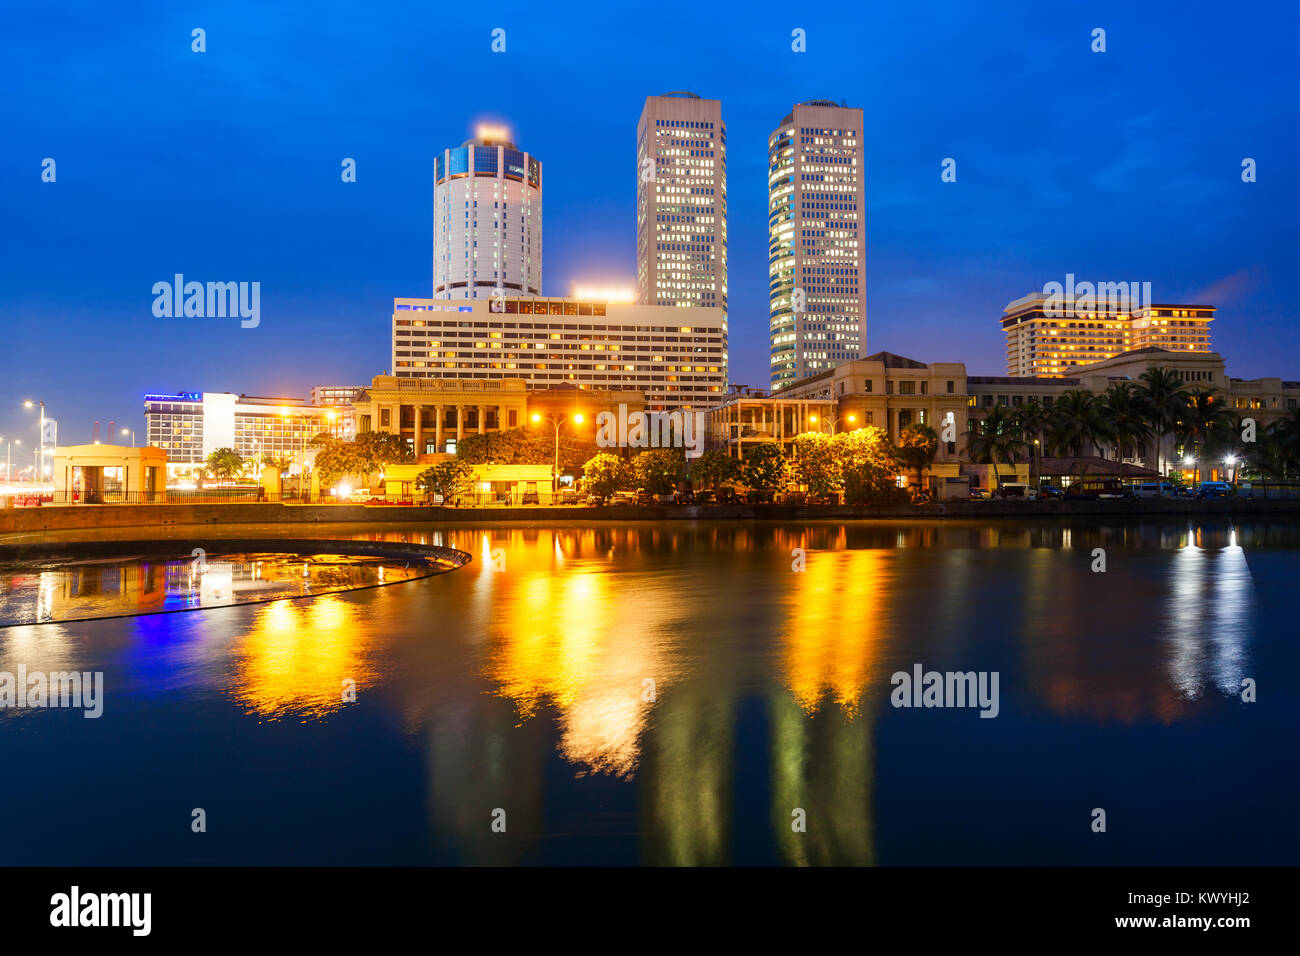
top-left (39, 518), bottom-right (1257, 864)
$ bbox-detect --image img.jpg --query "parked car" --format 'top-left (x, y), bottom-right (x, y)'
top-left (520, 488), bottom-right (539, 505)
top-left (694, 489), bottom-right (716, 504)
top-left (1037, 484), bottom-right (1064, 499)
top-left (1064, 478), bottom-right (1133, 499)
top-left (995, 482), bottom-right (1036, 500)
top-left (610, 490), bottom-right (637, 505)
top-left (635, 488), bottom-right (653, 506)
top-left (653, 492), bottom-right (675, 504)
top-left (1132, 481), bottom-right (1177, 498)
top-left (808, 492), bottom-right (840, 505)
top-left (714, 486), bottom-right (737, 504)
top-left (1196, 481), bottom-right (1234, 499)
top-left (557, 488), bottom-right (580, 505)
top-left (969, 489), bottom-right (993, 500)
top-left (672, 488), bottom-right (695, 504)
top-left (777, 491), bottom-right (807, 505)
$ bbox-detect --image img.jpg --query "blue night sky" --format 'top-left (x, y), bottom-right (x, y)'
top-left (2, 0), bottom-right (1296, 445)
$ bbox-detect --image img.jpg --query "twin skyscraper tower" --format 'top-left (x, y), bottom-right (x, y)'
top-left (431, 95), bottom-right (866, 392)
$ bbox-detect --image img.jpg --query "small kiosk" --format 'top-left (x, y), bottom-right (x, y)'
top-left (52, 444), bottom-right (168, 503)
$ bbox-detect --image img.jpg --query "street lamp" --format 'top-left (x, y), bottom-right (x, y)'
top-left (808, 413), bottom-right (858, 435)
top-left (1, 437), bottom-right (19, 483)
top-left (121, 427), bottom-right (136, 447)
top-left (23, 400), bottom-right (48, 478)
top-left (531, 411), bottom-right (584, 496)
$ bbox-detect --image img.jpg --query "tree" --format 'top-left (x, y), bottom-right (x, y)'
top-left (354, 431), bottom-right (413, 472)
top-left (1046, 389), bottom-right (1107, 475)
top-left (896, 423), bottom-right (939, 494)
top-left (1010, 400), bottom-right (1048, 487)
top-left (581, 453), bottom-right (630, 503)
top-left (1138, 366), bottom-right (1188, 476)
top-left (740, 443), bottom-right (787, 501)
top-left (204, 447), bottom-right (244, 480)
top-left (632, 448), bottom-right (687, 495)
top-left (836, 426), bottom-right (898, 504)
top-left (416, 460), bottom-right (475, 504)
top-left (1265, 407), bottom-right (1300, 477)
top-left (788, 432), bottom-right (840, 498)
top-left (311, 438), bottom-right (367, 487)
top-left (688, 449), bottom-right (741, 489)
top-left (1100, 381), bottom-right (1152, 484)
top-left (968, 405), bottom-right (1026, 488)
top-left (1176, 388), bottom-right (1232, 483)
top-left (458, 425), bottom-right (600, 476)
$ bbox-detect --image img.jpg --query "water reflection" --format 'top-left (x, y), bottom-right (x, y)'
top-left (0, 517), bottom-right (1285, 865)
top-left (0, 553), bottom-right (439, 625)
top-left (232, 596), bottom-right (376, 719)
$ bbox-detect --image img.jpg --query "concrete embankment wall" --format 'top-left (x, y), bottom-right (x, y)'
top-left (2, 498), bottom-right (1299, 537)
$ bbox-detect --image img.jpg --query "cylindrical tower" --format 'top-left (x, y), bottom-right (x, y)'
top-left (433, 125), bottom-right (542, 299)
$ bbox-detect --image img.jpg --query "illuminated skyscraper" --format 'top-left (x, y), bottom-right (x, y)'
top-left (636, 93), bottom-right (727, 317)
top-left (768, 101), bottom-right (867, 391)
top-left (433, 124), bottom-right (542, 299)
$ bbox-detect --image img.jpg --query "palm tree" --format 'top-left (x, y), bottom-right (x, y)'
top-left (1046, 390), bottom-right (1108, 477)
top-left (204, 447), bottom-right (244, 481)
top-left (1266, 407), bottom-right (1300, 477)
top-left (1175, 388), bottom-right (1232, 483)
top-left (1138, 367), bottom-right (1188, 476)
top-left (1101, 381), bottom-right (1153, 484)
top-left (1010, 400), bottom-right (1048, 488)
top-left (968, 405), bottom-right (1027, 491)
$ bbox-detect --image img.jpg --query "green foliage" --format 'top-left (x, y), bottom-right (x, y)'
top-left (896, 422), bottom-right (939, 488)
top-left (457, 425), bottom-right (598, 473)
top-left (581, 453), bottom-right (631, 502)
top-left (310, 431), bottom-right (412, 486)
top-left (688, 448), bottom-right (741, 489)
top-left (354, 431), bottom-right (413, 470)
top-left (416, 460), bottom-right (475, 502)
top-left (740, 442), bottom-right (787, 495)
top-left (203, 447), bottom-right (244, 480)
top-left (632, 448), bottom-right (687, 495)
top-left (788, 432), bottom-right (840, 498)
top-left (836, 426), bottom-right (898, 503)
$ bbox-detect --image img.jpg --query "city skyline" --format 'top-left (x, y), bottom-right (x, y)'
top-left (4, 1), bottom-right (1297, 445)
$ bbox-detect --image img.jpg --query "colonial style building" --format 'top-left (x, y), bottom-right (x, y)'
top-left (352, 375), bottom-right (646, 457)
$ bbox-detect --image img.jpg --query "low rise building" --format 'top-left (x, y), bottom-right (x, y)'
top-left (352, 375), bottom-right (646, 457)
top-left (51, 444), bottom-right (168, 503)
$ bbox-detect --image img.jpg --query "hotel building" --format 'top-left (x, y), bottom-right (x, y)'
top-left (636, 92), bottom-right (727, 314)
top-left (768, 100), bottom-right (867, 391)
top-left (391, 295), bottom-right (727, 409)
top-left (143, 392), bottom-right (338, 475)
top-left (433, 125), bottom-right (542, 299)
top-left (1001, 292), bottom-right (1215, 377)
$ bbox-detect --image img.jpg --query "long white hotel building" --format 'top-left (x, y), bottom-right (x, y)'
top-left (636, 93), bottom-right (727, 314)
top-left (143, 392), bottom-right (342, 475)
top-left (392, 295), bottom-right (727, 409)
top-left (432, 125), bottom-right (542, 299)
top-left (768, 100), bottom-right (867, 391)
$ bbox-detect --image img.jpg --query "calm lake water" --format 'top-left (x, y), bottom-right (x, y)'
top-left (1, 518), bottom-right (1297, 866)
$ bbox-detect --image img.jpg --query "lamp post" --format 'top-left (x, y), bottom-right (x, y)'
top-left (1, 438), bottom-right (19, 483)
top-left (120, 427), bottom-right (136, 447)
top-left (531, 411), bottom-right (584, 496)
top-left (23, 400), bottom-right (46, 479)
top-left (808, 413), bottom-right (858, 435)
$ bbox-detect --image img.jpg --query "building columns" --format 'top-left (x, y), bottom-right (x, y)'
top-left (435, 405), bottom-right (444, 452)
top-left (456, 405), bottom-right (464, 441)
top-left (413, 404), bottom-right (423, 456)
top-left (478, 405), bottom-right (485, 435)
